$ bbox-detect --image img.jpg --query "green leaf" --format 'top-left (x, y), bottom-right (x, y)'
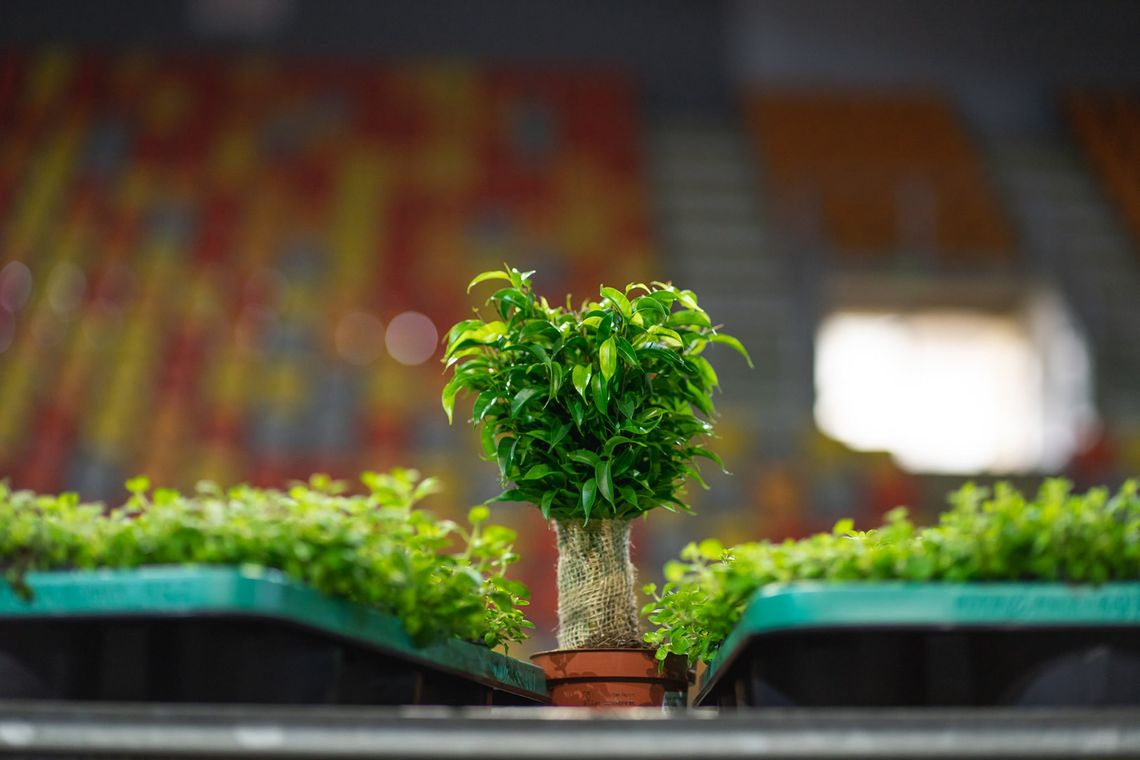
top-left (467, 269), bottom-right (513, 292)
top-left (479, 321), bottom-right (509, 341)
top-left (125, 476), bottom-right (150, 495)
top-left (548, 363), bottom-right (564, 402)
top-left (521, 319), bottom-right (560, 342)
top-left (526, 429), bottom-right (553, 445)
top-left (569, 397), bottom-right (585, 429)
top-left (549, 422), bottom-right (572, 448)
top-left (568, 450), bottom-right (601, 467)
top-left (635, 346), bottom-right (684, 369)
top-left (468, 506), bottom-right (490, 525)
top-left (596, 460), bottom-right (614, 505)
top-left (481, 423), bottom-right (496, 457)
top-left (496, 436), bottom-right (517, 480)
top-left (691, 356), bottom-right (719, 390)
top-left (596, 312), bottom-right (614, 344)
top-left (540, 490), bottom-right (556, 520)
top-left (647, 324), bottom-right (684, 348)
top-left (600, 286), bottom-right (632, 318)
top-left (441, 376), bottom-right (464, 424)
top-left (633, 295), bottom-right (668, 324)
top-left (508, 268), bottom-right (535, 289)
top-left (676, 289), bottom-right (699, 310)
top-left (613, 448), bottom-right (637, 479)
top-left (492, 287), bottom-right (529, 317)
top-left (689, 446), bottom-right (725, 470)
top-left (590, 372), bottom-right (608, 413)
top-left (511, 388), bottom-right (539, 417)
top-left (581, 478), bottom-right (597, 520)
top-left (710, 333), bottom-right (754, 368)
top-left (614, 337), bottom-right (639, 367)
top-left (572, 364), bottom-right (592, 399)
top-left (446, 318), bottom-right (483, 344)
top-left (580, 315), bottom-right (603, 330)
top-left (515, 342), bottom-right (550, 368)
top-left (664, 560), bottom-right (687, 583)
top-left (473, 391), bottom-right (498, 423)
top-left (685, 380), bottom-right (715, 417)
top-left (667, 309), bottom-right (711, 328)
top-left (520, 465), bottom-right (555, 480)
top-left (487, 487), bottom-right (524, 504)
top-left (599, 337), bottom-right (618, 381)
top-left (603, 435), bottom-right (640, 458)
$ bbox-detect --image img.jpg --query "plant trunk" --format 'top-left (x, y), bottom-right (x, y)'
top-left (552, 518), bottom-right (642, 649)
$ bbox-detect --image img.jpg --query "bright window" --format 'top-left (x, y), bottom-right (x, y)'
top-left (814, 289), bottom-right (1096, 474)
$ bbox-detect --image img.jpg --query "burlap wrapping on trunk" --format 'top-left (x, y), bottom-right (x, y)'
top-left (553, 518), bottom-right (642, 649)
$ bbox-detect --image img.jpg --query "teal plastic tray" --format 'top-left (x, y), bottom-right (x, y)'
top-left (0, 566), bottom-right (547, 701)
top-left (702, 582), bottom-right (1140, 700)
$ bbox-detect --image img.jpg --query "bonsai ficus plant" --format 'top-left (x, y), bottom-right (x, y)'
top-left (442, 265), bottom-right (751, 651)
top-left (644, 478), bottom-right (1140, 666)
top-left (0, 469), bottom-right (533, 649)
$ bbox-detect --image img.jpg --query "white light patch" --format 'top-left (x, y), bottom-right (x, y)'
top-left (814, 303), bottom-right (1093, 474)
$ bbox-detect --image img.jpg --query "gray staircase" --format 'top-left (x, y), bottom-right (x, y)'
top-left (989, 138), bottom-right (1140, 426)
top-left (646, 119), bottom-right (810, 452)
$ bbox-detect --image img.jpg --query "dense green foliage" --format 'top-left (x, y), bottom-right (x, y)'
top-left (441, 265), bottom-right (751, 522)
top-left (644, 479), bottom-right (1140, 665)
top-left (0, 470), bottom-right (532, 649)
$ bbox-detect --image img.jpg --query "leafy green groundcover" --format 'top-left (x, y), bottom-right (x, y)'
top-left (0, 469), bottom-right (532, 650)
top-left (644, 479), bottom-right (1140, 665)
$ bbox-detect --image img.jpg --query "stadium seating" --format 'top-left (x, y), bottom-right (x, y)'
top-left (745, 90), bottom-right (1016, 263)
top-left (1066, 92), bottom-right (1140, 251)
top-left (0, 49), bottom-right (653, 499)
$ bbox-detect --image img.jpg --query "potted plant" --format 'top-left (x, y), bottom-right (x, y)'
top-left (0, 469), bottom-right (546, 705)
top-left (644, 479), bottom-right (1140, 707)
top-left (442, 265), bottom-right (751, 705)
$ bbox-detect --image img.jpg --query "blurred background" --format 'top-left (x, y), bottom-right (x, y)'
top-left (1, 0), bottom-right (1139, 645)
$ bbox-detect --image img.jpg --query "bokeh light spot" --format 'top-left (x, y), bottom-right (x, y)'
top-left (0, 261), bottom-right (33, 312)
top-left (385, 311), bottom-right (438, 366)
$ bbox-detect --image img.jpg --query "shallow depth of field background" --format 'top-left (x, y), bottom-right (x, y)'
top-left (2, 0), bottom-right (1139, 646)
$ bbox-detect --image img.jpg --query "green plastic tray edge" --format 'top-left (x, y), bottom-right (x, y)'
top-left (704, 581), bottom-right (1140, 684)
top-left (0, 566), bottom-right (547, 699)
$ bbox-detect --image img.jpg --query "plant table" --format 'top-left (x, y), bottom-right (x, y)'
top-left (697, 582), bottom-right (1140, 708)
top-left (0, 567), bottom-right (548, 706)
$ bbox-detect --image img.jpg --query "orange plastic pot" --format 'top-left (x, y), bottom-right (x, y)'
top-left (531, 648), bottom-right (690, 707)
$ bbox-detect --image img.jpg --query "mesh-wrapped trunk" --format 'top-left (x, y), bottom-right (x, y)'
top-left (553, 518), bottom-right (642, 649)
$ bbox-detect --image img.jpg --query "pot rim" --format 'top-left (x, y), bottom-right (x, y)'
top-left (531, 647), bottom-right (663, 657)
top-left (531, 647), bottom-right (692, 684)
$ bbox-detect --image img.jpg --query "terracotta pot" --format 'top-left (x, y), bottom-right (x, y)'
top-left (531, 648), bottom-right (690, 707)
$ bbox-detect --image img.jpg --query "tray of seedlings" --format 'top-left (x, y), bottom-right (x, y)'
top-left (0, 470), bottom-right (546, 706)
top-left (645, 480), bottom-right (1140, 707)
